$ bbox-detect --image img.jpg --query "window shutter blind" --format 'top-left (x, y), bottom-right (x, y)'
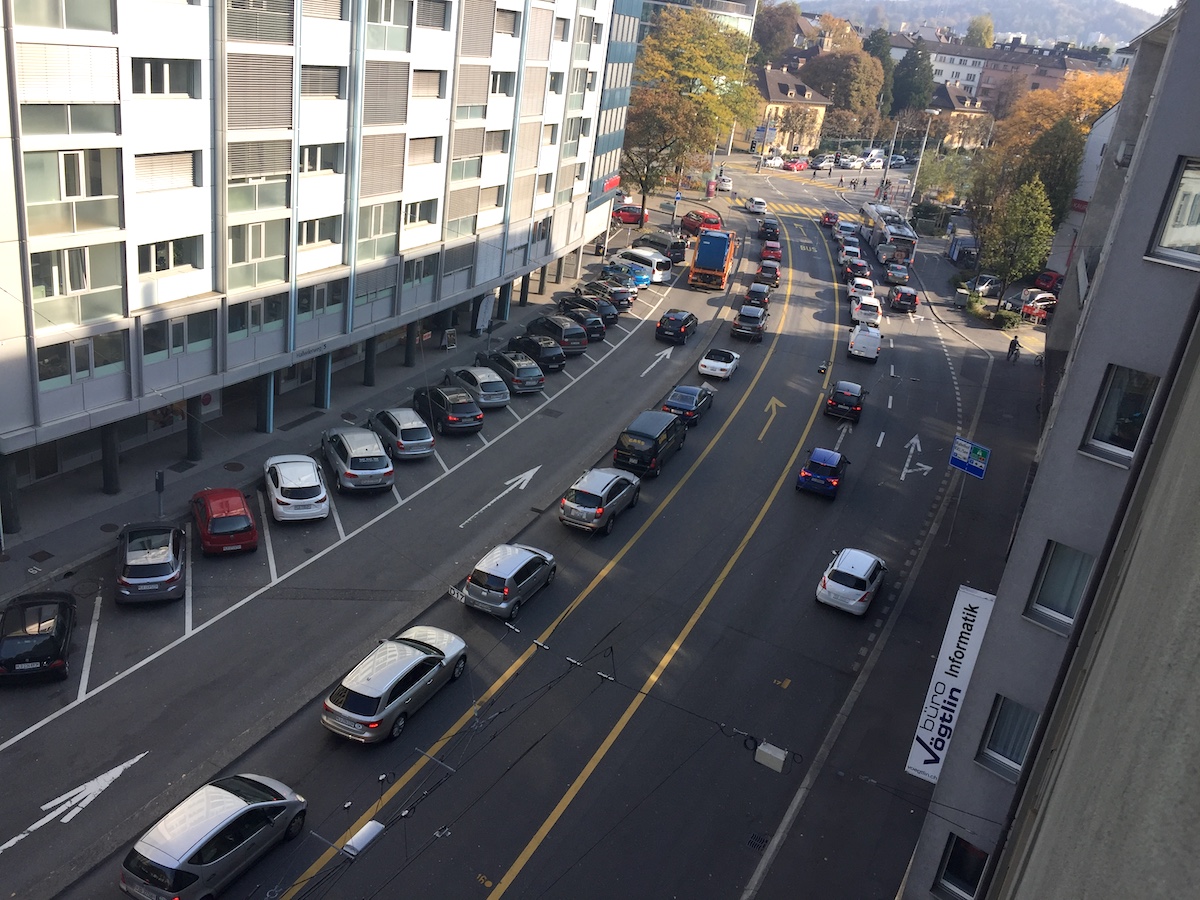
top-left (135, 152), bottom-right (196, 192)
top-left (520, 66), bottom-right (546, 116)
top-left (408, 137), bottom-right (439, 165)
top-left (415, 0), bottom-right (449, 28)
top-left (483, 130), bottom-right (506, 153)
top-left (360, 133), bottom-right (405, 196)
top-left (494, 10), bottom-right (518, 35)
top-left (364, 61), bottom-right (409, 125)
top-left (447, 187), bottom-right (479, 220)
top-left (412, 70), bottom-right (443, 98)
top-left (300, 66), bottom-right (341, 97)
top-left (227, 0), bottom-right (294, 44)
top-left (510, 173), bottom-right (535, 219)
top-left (302, 0), bottom-right (343, 19)
top-left (443, 243), bottom-right (474, 271)
top-left (354, 264), bottom-right (397, 297)
top-left (228, 140), bottom-right (292, 177)
top-left (16, 44), bottom-right (119, 103)
top-left (515, 123), bottom-right (539, 170)
top-left (456, 65), bottom-right (489, 105)
top-left (460, 0), bottom-right (497, 57)
top-left (452, 127), bottom-right (485, 159)
top-left (529, 9), bottom-right (554, 60)
top-left (227, 54), bottom-right (293, 128)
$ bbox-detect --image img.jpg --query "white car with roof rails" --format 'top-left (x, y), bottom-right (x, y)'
top-left (263, 454), bottom-right (330, 521)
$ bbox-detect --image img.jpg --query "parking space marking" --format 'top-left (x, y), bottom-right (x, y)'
top-left (330, 496), bottom-right (346, 540)
top-left (184, 522), bottom-right (194, 634)
top-left (256, 490), bottom-right (279, 584)
top-left (76, 591), bottom-right (102, 701)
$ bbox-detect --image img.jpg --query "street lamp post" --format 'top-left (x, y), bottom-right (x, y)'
top-left (904, 109), bottom-right (940, 219)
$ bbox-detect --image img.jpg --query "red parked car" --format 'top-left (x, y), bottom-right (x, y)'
top-left (782, 158), bottom-right (809, 171)
top-left (191, 488), bottom-right (259, 554)
top-left (611, 205), bottom-right (649, 225)
top-left (821, 210), bottom-right (839, 227)
top-left (1033, 270), bottom-right (1064, 294)
top-left (680, 209), bottom-right (724, 235)
top-left (761, 241), bottom-right (782, 262)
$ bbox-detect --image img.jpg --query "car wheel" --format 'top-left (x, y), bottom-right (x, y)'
top-left (452, 655), bottom-right (467, 680)
top-left (629, 488), bottom-right (640, 509)
top-left (680, 330), bottom-right (688, 345)
top-left (55, 661), bottom-right (69, 681)
top-left (284, 810), bottom-right (306, 841)
top-left (547, 565), bottom-right (557, 585)
top-left (435, 419), bottom-right (445, 435)
top-left (334, 476), bottom-right (343, 494)
top-left (389, 713), bottom-right (407, 740)
top-left (508, 600), bottom-right (522, 621)
top-left (602, 513), bottom-right (616, 536)
top-left (249, 544), bottom-right (259, 553)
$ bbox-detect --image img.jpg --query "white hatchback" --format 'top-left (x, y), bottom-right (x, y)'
top-left (848, 277), bottom-right (875, 302)
top-left (851, 298), bottom-right (883, 326)
top-left (263, 454), bottom-right (330, 522)
top-left (717, 176), bottom-right (733, 191)
top-left (816, 548), bottom-right (888, 615)
top-left (745, 197), bottom-right (768, 214)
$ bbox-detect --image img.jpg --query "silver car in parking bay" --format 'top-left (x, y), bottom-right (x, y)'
top-left (320, 426), bottom-right (394, 492)
top-left (321, 625), bottom-right (467, 742)
top-left (443, 365), bottom-right (511, 408)
top-left (559, 467), bottom-right (641, 535)
top-left (369, 407), bottom-right (436, 460)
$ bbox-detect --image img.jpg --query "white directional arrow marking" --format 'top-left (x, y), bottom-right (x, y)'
top-left (757, 397), bottom-right (787, 442)
top-left (833, 421), bottom-right (853, 451)
top-left (459, 466), bottom-right (541, 528)
top-left (901, 434), bottom-right (932, 480)
top-left (0, 752), bottom-right (148, 855)
top-left (640, 347), bottom-right (673, 377)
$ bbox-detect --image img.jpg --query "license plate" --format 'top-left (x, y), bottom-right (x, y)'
top-left (448, 584), bottom-right (469, 604)
top-left (568, 509), bottom-right (586, 520)
top-left (295, 504), bottom-right (313, 510)
top-left (137, 584), bottom-right (157, 591)
top-left (224, 544), bottom-right (242, 552)
top-left (15, 661), bottom-right (41, 670)
top-left (126, 883), bottom-right (155, 900)
top-left (333, 715), bottom-right (363, 731)
top-left (359, 478), bottom-right (379, 485)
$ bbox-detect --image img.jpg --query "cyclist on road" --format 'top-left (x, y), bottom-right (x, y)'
top-left (1007, 336), bottom-right (1022, 362)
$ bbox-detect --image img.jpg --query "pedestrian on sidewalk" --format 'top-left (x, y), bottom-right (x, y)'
top-left (826, 168), bottom-right (831, 178)
top-left (839, 175), bottom-right (844, 187)
top-left (811, 168), bottom-right (816, 180)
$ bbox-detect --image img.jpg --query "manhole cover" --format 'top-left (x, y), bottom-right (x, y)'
top-left (539, 408), bottom-right (563, 419)
top-left (29, 549), bottom-right (54, 563)
top-left (747, 833), bottom-right (771, 852)
top-left (168, 460), bottom-right (196, 474)
top-left (341, 410), bottom-right (358, 423)
top-left (100, 522), bottom-right (120, 533)
top-left (224, 462), bottom-right (245, 472)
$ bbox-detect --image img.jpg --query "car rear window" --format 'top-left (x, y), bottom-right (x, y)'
top-left (564, 488), bottom-right (602, 508)
top-left (515, 365), bottom-right (542, 379)
top-left (210, 515), bottom-right (253, 536)
top-left (450, 402), bottom-right (479, 415)
top-left (833, 391), bottom-right (857, 403)
top-left (281, 483), bottom-right (322, 501)
top-left (1, 604), bottom-right (59, 638)
top-left (480, 381), bottom-right (506, 393)
top-left (123, 849), bottom-right (195, 893)
top-left (125, 560), bottom-right (176, 579)
top-left (829, 570), bottom-right (868, 590)
top-left (399, 425), bottom-right (432, 441)
top-left (807, 461), bottom-right (839, 477)
top-left (617, 433), bottom-right (653, 451)
top-left (350, 454), bottom-right (389, 470)
top-left (469, 569), bottom-right (506, 591)
top-left (328, 684), bottom-right (381, 716)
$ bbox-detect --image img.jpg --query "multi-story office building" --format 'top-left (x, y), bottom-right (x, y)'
top-left (0, 0), bottom-right (632, 529)
top-left (903, 4), bottom-right (1199, 898)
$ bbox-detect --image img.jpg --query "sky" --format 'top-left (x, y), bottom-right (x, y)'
top-left (1119, 0), bottom-right (1175, 15)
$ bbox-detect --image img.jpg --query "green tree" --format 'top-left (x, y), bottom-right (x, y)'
top-left (862, 28), bottom-right (894, 116)
top-left (1017, 118), bottom-right (1086, 228)
top-left (964, 15), bottom-right (994, 48)
top-left (637, 7), bottom-right (759, 150)
top-left (797, 50), bottom-right (883, 117)
top-left (891, 38), bottom-right (934, 115)
top-left (979, 176), bottom-right (1055, 305)
top-left (620, 88), bottom-right (704, 206)
top-left (752, 1), bottom-right (800, 66)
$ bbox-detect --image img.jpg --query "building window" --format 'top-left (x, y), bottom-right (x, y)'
top-left (978, 696), bottom-right (1038, 778)
top-left (36, 332), bottom-right (126, 391)
top-left (542, 124), bottom-right (557, 145)
top-left (29, 243), bottom-right (124, 328)
top-left (366, 0), bottom-right (412, 51)
top-left (1154, 157), bottom-right (1200, 265)
top-left (965, 73), bottom-right (976, 82)
top-left (549, 71), bottom-right (564, 94)
top-left (934, 68), bottom-right (944, 77)
top-left (494, 9), bottom-right (519, 35)
top-left (227, 295), bottom-right (286, 341)
top-left (296, 281), bottom-right (345, 321)
top-left (935, 834), bottom-right (988, 899)
top-left (484, 130), bottom-right (509, 154)
top-left (228, 175), bottom-right (289, 212)
top-left (300, 65), bottom-right (343, 98)
top-left (20, 104), bottom-right (118, 135)
top-left (300, 143), bottom-right (341, 174)
top-left (414, 0), bottom-right (448, 29)
top-left (404, 198), bottom-right (437, 225)
top-left (1026, 541), bottom-right (1093, 631)
top-left (591, 21), bottom-right (602, 43)
top-left (131, 59), bottom-right (199, 98)
top-left (228, 221), bottom-right (288, 290)
top-left (15, 0), bottom-right (113, 30)
top-left (408, 136), bottom-right (441, 165)
top-left (23, 148), bottom-right (121, 236)
top-left (134, 152), bottom-right (198, 192)
top-left (445, 215), bottom-right (476, 238)
top-left (553, 17), bottom-right (568, 40)
top-left (138, 236), bottom-right (202, 276)
top-left (534, 217), bottom-right (551, 240)
top-left (455, 104), bottom-right (486, 121)
top-left (539, 174), bottom-right (552, 194)
top-left (491, 71), bottom-right (516, 96)
top-left (412, 69), bottom-right (445, 98)
top-left (357, 202), bottom-right (399, 261)
top-left (144, 310), bottom-right (215, 363)
top-left (485, 185), bottom-right (504, 208)
top-left (562, 117), bottom-right (582, 158)
top-left (1082, 365), bottom-right (1158, 463)
top-left (298, 215), bottom-right (340, 247)
top-left (450, 156), bottom-right (482, 181)
top-left (403, 252), bottom-right (437, 285)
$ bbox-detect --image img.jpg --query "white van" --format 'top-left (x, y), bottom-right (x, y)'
top-left (616, 247), bottom-right (673, 283)
top-left (847, 325), bottom-right (882, 362)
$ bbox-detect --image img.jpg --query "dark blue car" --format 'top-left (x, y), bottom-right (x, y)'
top-left (796, 448), bottom-right (848, 497)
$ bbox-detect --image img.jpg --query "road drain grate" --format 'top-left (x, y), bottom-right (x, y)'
top-left (748, 833), bottom-right (771, 852)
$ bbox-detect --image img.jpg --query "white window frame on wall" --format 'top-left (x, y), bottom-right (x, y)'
top-left (450, 156), bottom-right (482, 181)
top-left (138, 235), bottom-right (203, 277)
top-left (404, 198), bottom-right (437, 225)
top-left (300, 143), bottom-right (342, 174)
top-left (296, 282), bottom-right (345, 321)
top-left (15, 0), bottom-right (114, 31)
top-left (977, 695), bottom-right (1039, 779)
top-left (1025, 540), bottom-right (1093, 632)
top-left (402, 252), bottom-right (437, 285)
top-left (143, 310), bottom-right (215, 363)
top-left (1153, 157), bottom-right (1200, 266)
top-left (131, 58), bottom-right (199, 98)
top-left (227, 295), bottom-right (285, 341)
top-left (1081, 364), bottom-right (1159, 464)
top-left (298, 215), bottom-right (340, 246)
top-left (36, 331), bottom-right (126, 391)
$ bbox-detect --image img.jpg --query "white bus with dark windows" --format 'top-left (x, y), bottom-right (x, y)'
top-left (858, 203), bottom-right (918, 265)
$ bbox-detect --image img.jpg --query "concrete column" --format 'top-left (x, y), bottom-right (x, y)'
top-left (363, 336), bottom-right (377, 387)
top-left (404, 322), bottom-right (418, 367)
top-left (498, 281), bottom-right (513, 320)
top-left (0, 452), bottom-right (20, 534)
top-left (256, 371), bottom-right (275, 434)
top-left (314, 353), bottom-right (331, 409)
top-left (469, 295), bottom-right (484, 337)
top-left (553, 256), bottom-right (565, 284)
top-left (519, 272), bottom-right (530, 307)
top-left (186, 396), bottom-right (202, 461)
top-left (537, 265), bottom-right (547, 294)
top-left (101, 422), bottom-right (120, 495)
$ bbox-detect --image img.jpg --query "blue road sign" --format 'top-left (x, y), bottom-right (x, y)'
top-left (949, 436), bottom-right (990, 479)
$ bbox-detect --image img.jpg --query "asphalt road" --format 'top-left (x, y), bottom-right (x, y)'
top-left (5, 166), bottom-right (1040, 900)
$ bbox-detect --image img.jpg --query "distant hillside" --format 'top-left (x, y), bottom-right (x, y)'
top-left (811, 0), bottom-right (1163, 48)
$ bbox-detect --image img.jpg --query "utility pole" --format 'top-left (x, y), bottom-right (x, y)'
top-left (905, 109), bottom-right (940, 219)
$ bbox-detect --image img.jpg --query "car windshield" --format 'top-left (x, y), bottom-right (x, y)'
top-left (706, 351), bottom-right (735, 363)
top-left (211, 775), bottom-right (285, 803)
top-left (328, 684), bottom-right (380, 716)
top-left (564, 488), bottom-right (602, 508)
top-left (829, 570), bottom-right (868, 590)
top-left (209, 515), bottom-right (253, 536)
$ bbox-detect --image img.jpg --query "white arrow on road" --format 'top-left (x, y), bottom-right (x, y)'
top-left (757, 397), bottom-right (787, 442)
top-left (0, 752), bottom-right (148, 855)
top-left (901, 434), bottom-right (932, 480)
top-left (641, 347), bottom-right (673, 377)
top-left (833, 420), bottom-right (853, 451)
top-left (459, 466), bottom-right (541, 528)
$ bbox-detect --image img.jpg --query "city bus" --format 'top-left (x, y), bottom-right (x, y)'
top-left (858, 203), bottom-right (918, 264)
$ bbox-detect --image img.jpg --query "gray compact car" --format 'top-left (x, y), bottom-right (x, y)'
top-left (116, 523), bottom-right (186, 603)
top-left (559, 468), bottom-right (641, 535)
top-left (119, 774), bottom-right (306, 900)
top-left (321, 426), bottom-right (394, 492)
top-left (443, 365), bottom-right (510, 408)
top-left (369, 407), bottom-right (436, 460)
top-left (321, 625), bottom-right (468, 743)
top-left (459, 543), bottom-right (556, 620)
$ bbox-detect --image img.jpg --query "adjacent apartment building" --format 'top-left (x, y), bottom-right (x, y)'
top-left (903, 3), bottom-right (1200, 897)
top-left (0, 0), bottom-right (634, 530)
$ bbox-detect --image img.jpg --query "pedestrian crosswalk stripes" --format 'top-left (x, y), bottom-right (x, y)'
top-left (746, 202), bottom-right (860, 222)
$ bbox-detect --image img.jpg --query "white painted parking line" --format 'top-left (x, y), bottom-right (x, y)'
top-left (184, 521), bottom-right (194, 634)
top-left (433, 450), bottom-right (450, 475)
top-left (256, 490), bottom-right (278, 584)
top-left (330, 495), bottom-right (346, 540)
top-left (504, 405), bottom-right (522, 423)
top-left (392, 484), bottom-right (403, 504)
top-left (877, 432), bottom-right (885, 447)
top-left (76, 592), bottom-right (102, 700)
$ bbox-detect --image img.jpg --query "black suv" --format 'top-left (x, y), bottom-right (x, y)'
top-left (559, 306), bottom-right (606, 341)
top-left (526, 314), bottom-right (588, 355)
top-left (843, 258), bottom-right (871, 282)
top-left (577, 280), bottom-right (635, 310)
top-left (476, 349), bottom-right (546, 393)
top-left (758, 217), bottom-right (780, 240)
top-left (412, 386), bottom-right (484, 434)
top-left (561, 293), bottom-right (619, 325)
top-left (655, 309), bottom-right (699, 344)
top-left (506, 334), bottom-right (567, 372)
top-left (887, 285), bottom-right (920, 311)
top-left (824, 380), bottom-right (866, 422)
